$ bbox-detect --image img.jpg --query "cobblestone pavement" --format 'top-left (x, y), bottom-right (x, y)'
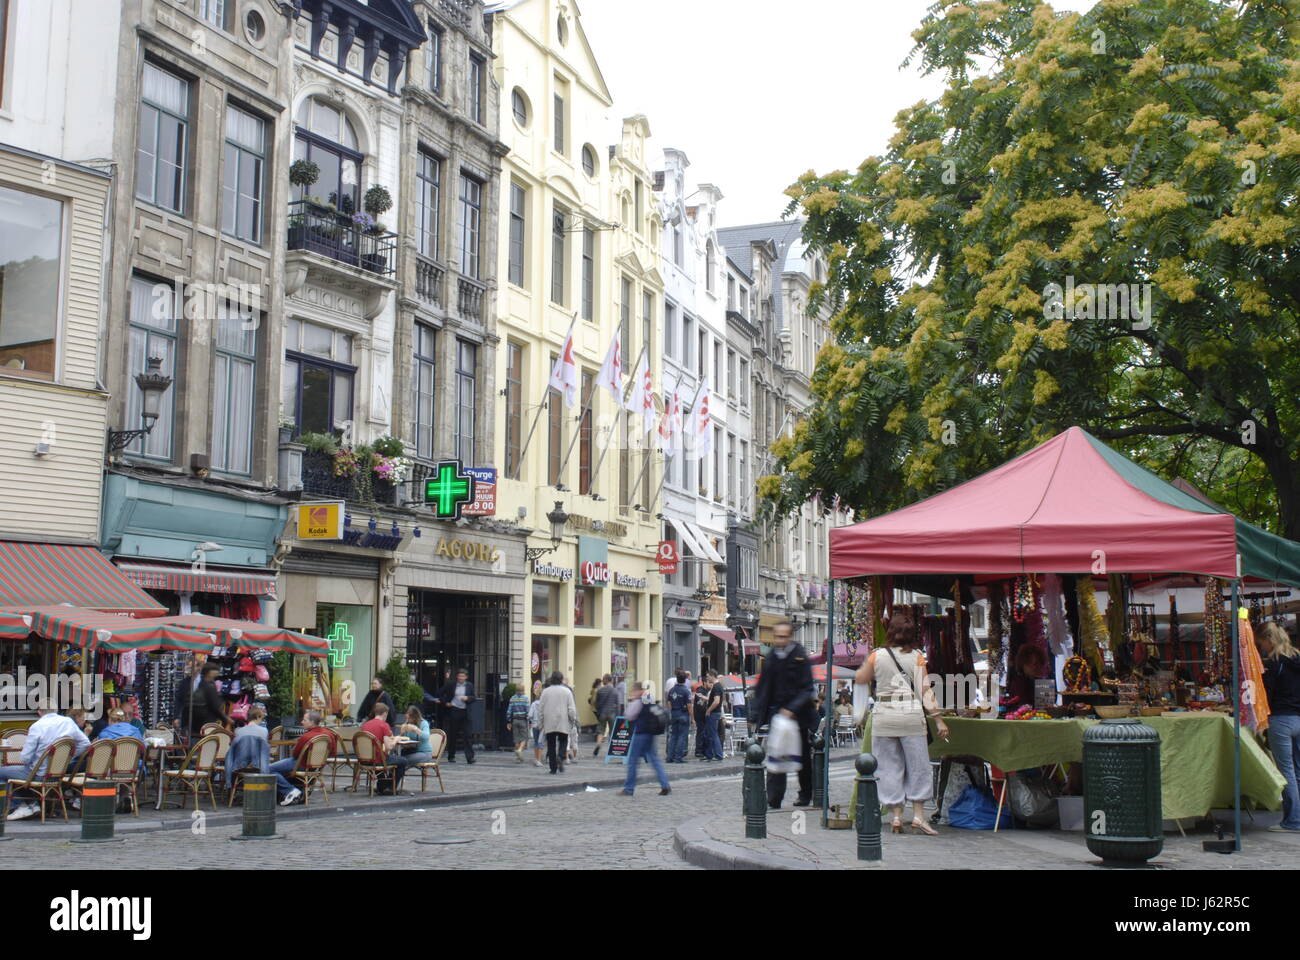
top-left (0, 763), bottom-right (758, 870)
top-left (702, 766), bottom-right (1300, 870)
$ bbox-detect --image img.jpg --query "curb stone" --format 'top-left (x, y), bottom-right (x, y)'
top-left (673, 816), bottom-right (815, 870)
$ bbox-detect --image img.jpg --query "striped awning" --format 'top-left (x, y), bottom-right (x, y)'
top-left (17, 606), bottom-right (215, 653)
top-left (154, 614), bottom-right (328, 658)
top-left (0, 542), bottom-right (167, 615)
top-left (0, 612), bottom-right (32, 640)
top-left (114, 561), bottom-right (278, 598)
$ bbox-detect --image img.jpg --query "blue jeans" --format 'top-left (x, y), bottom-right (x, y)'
top-left (270, 757), bottom-right (297, 797)
top-left (623, 732), bottom-right (669, 794)
top-left (703, 713), bottom-right (723, 760)
top-left (667, 714), bottom-right (690, 761)
top-left (0, 764), bottom-right (29, 809)
top-left (1269, 713), bottom-right (1300, 828)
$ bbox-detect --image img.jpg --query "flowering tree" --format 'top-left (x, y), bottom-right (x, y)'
top-left (766, 0), bottom-right (1300, 538)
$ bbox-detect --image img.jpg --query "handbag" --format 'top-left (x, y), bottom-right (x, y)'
top-left (884, 647), bottom-right (934, 745)
top-left (254, 664), bottom-right (270, 683)
top-left (230, 697), bottom-right (251, 723)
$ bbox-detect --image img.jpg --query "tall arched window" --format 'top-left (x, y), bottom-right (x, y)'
top-left (294, 97), bottom-right (362, 214)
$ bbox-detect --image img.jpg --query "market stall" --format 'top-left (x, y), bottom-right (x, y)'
top-left (827, 427), bottom-right (1300, 842)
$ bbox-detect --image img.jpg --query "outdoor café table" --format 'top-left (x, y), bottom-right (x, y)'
top-left (857, 712), bottom-right (1285, 822)
top-left (146, 744), bottom-right (190, 810)
top-left (269, 738), bottom-right (297, 761)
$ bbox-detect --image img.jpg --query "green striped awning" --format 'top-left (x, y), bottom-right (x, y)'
top-left (0, 542), bottom-right (167, 615)
top-left (0, 612), bottom-right (31, 640)
top-left (155, 615), bottom-right (329, 658)
top-left (17, 606), bottom-right (214, 653)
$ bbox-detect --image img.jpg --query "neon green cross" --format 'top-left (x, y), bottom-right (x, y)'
top-left (326, 622), bottom-right (354, 668)
top-left (424, 461), bottom-right (474, 518)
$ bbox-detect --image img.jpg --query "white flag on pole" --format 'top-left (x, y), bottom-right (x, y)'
top-left (548, 327), bottom-right (579, 408)
top-left (657, 390), bottom-right (680, 451)
top-left (596, 330), bottom-right (624, 407)
top-left (628, 356), bottom-right (655, 434)
top-left (691, 386), bottom-right (713, 459)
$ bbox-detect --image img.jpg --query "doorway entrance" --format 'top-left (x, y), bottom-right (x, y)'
top-left (405, 591), bottom-right (511, 748)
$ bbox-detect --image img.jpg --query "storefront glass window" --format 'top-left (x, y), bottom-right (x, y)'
top-left (300, 602), bottom-right (373, 722)
top-left (574, 585), bottom-right (598, 628)
top-left (611, 639), bottom-right (635, 689)
top-left (532, 581), bottom-right (559, 625)
top-left (531, 635), bottom-right (556, 699)
top-left (612, 591), bottom-right (639, 631)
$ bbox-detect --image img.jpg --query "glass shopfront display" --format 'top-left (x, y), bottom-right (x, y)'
top-left (574, 585), bottom-right (598, 628)
top-left (297, 602), bottom-right (373, 721)
top-left (531, 635), bottom-right (556, 698)
top-left (611, 639), bottom-right (636, 689)
top-left (612, 591), bottom-right (639, 631)
top-left (532, 581), bottom-right (560, 625)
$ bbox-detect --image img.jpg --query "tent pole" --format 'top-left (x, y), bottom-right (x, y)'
top-left (823, 580), bottom-right (835, 828)
top-left (1231, 578), bottom-right (1241, 852)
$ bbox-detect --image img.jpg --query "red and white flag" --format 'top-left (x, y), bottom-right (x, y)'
top-left (657, 390), bottom-right (681, 450)
top-left (628, 356), bottom-right (655, 434)
top-left (691, 386), bottom-right (713, 459)
top-left (596, 330), bottom-right (624, 407)
top-left (548, 327), bottom-right (579, 408)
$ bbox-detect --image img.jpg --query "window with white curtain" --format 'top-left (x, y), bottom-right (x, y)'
top-left (455, 340), bottom-right (477, 463)
top-left (127, 275), bottom-right (179, 461)
top-left (221, 104), bottom-right (265, 244)
top-left (137, 61), bottom-right (189, 214)
top-left (417, 150), bottom-right (441, 261)
top-left (413, 324), bottom-right (436, 460)
top-left (457, 174), bottom-right (482, 279)
top-left (212, 306), bottom-right (257, 475)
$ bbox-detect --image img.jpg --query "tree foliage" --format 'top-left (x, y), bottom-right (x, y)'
top-left (766, 0), bottom-right (1300, 538)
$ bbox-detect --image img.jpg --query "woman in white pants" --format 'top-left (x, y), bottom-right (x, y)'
top-left (855, 614), bottom-right (949, 835)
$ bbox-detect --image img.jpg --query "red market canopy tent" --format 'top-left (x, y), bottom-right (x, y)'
top-left (0, 612), bottom-right (31, 640)
top-left (829, 427), bottom-right (1300, 587)
top-left (154, 615), bottom-right (328, 658)
top-left (0, 542), bottom-right (167, 615)
top-left (8, 606), bottom-right (215, 653)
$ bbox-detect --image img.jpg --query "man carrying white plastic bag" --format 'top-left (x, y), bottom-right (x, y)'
top-left (751, 620), bottom-right (816, 809)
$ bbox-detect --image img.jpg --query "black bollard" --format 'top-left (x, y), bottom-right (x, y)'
top-left (71, 780), bottom-right (124, 844)
top-left (811, 734), bottom-right (826, 809)
top-left (854, 752), bottom-right (882, 862)
top-left (743, 741), bottom-right (767, 839)
top-left (230, 773), bottom-right (283, 840)
top-left (0, 782), bottom-right (11, 841)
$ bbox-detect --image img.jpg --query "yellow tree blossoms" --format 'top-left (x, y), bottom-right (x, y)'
top-left (762, 0), bottom-right (1300, 539)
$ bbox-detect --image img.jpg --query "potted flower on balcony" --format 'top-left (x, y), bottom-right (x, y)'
top-left (360, 185), bottom-right (394, 274)
top-left (288, 160), bottom-right (320, 248)
top-left (278, 416), bottom-right (296, 446)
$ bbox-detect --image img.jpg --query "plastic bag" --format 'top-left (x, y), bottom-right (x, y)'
top-left (1007, 772), bottom-right (1060, 826)
top-left (947, 785), bottom-right (1010, 830)
top-left (765, 714), bottom-right (802, 774)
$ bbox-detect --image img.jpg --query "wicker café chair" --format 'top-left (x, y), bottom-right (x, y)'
top-left (109, 738), bottom-right (145, 816)
top-left (63, 738), bottom-right (117, 809)
top-left (160, 734), bottom-right (222, 811)
top-left (199, 722), bottom-right (225, 737)
top-left (349, 730), bottom-right (396, 796)
top-left (8, 737), bottom-right (78, 823)
top-left (287, 735), bottom-right (332, 806)
top-left (323, 726), bottom-right (357, 790)
top-left (415, 728), bottom-right (447, 794)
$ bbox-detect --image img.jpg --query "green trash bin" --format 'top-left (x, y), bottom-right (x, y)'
top-left (1082, 718), bottom-right (1162, 863)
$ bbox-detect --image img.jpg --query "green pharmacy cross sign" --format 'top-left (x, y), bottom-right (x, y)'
top-left (326, 622), bottom-right (354, 669)
top-left (424, 459), bottom-right (477, 520)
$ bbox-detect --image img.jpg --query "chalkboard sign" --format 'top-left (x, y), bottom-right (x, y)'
top-left (602, 716), bottom-right (632, 764)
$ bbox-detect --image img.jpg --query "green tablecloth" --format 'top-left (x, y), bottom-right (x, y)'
top-left (858, 713), bottom-right (1284, 822)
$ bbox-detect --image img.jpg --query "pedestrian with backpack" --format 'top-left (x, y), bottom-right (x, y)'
top-left (664, 670), bottom-right (692, 763)
top-left (620, 681), bottom-right (671, 797)
top-left (592, 674), bottom-right (619, 757)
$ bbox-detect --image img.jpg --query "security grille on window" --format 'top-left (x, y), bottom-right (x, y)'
top-left (137, 61), bottom-right (189, 214)
top-left (221, 104), bottom-right (265, 243)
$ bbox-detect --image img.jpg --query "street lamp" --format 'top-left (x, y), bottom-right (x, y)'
top-left (525, 501), bottom-right (569, 563)
top-left (107, 357), bottom-right (173, 452)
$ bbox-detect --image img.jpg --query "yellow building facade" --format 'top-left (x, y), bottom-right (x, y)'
top-left (490, 0), bottom-right (664, 719)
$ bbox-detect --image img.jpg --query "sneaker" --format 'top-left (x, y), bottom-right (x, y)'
top-left (533, 759), bottom-right (544, 767)
top-left (659, 787), bottom-right (671, 796)
top-left (69, 797), bottom-right (81, 811)
top-left (6, 802), bottom-right (37, 821)
top-left (279, 788), bottom-right (302, 807)
top-left (621, 790), bottom-right (635, 796)
top-left (1267, 824), bottom-right (1300, 832)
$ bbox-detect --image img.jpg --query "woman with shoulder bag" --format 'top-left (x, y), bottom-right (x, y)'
top-left (855, 614), bottom-right (949, 836)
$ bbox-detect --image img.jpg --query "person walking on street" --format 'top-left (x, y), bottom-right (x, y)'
top-left (593, 674), bottom-right (619, 756)
top-left (621, 682), bottom-right (671, 796)
top-left (188, 664), bottom-right (229, 734)
top-left (538, 671), bottom-right (578, 773)
top-left (527, 691), bottom-right (545, 767)
top-left (664, 670), bottom-right (692, 762)
top-left (751, 620), bottom-right (816, 809)
top-left (507, 682), bottom-right (531, 763)
top-left (1258, 622), bottom-right (1300, 832)
top-left (854, 614), bottom-right (948, 834)
top-left (693, 675), bottom-right (710, 759)
top-left (436, 668), bottom-right (476, 764)
top-left (702, 672), bottom-right (725, 761)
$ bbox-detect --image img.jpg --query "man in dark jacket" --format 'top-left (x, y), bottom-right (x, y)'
top-left (593, 674), bottom-right (619, 757)
top-left (188, 664), bottom-right (229, 734)
top-left (435, 669), bottom-right (477, 763)
top-left (750, 621), bottom-right (815, 809)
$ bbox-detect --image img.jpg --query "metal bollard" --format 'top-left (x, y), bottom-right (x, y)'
top-left (230, 773), bottom-right (283, 841)
top-left (0, 782), bottom-right (11, 841)
top-left (743, 741), bottom-right (767, 839)
top-left (854, 753), bottom-right (882, 862)
top-left (811, 734), bottom-right (826, 808)
top-left (72, 780), bottom-right (124, 844)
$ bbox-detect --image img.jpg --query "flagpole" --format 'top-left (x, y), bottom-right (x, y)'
top-left (590, 342), bottom-right (648, 484)
top-left (555, 342), bottom-right (604, 489)
top-left (643, 378), bottom-right (705, 515)
top-left (516, 312), bottom-right (578, 479)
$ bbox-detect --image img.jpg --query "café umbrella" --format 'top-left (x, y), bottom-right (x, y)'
top-left (0, 612), bottom-right (32, 640)
top-left (153, 614), bottom-right (329, 658)
top-left (16, 606), bottom-right (215, 653)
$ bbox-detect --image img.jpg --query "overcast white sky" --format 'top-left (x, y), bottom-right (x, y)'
top-left (579, 0), bottom-right (1098, 227)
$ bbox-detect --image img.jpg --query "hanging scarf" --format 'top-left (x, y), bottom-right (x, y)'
top-left (1077, 576), bottom-right (1109, 682)
top-left (1238, 613), bottom-right (1271, 733)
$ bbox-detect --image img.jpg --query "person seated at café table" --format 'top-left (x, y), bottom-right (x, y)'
top-left (390, 706), bottom-right (432, 794)
top-left (360, 703), bottom-right (404, 794)
top-left (95, 708), bottom-right (142, 740)
top-left (226, 705), bottom-right (270, 776)
top-left (270, 710), bottom-right (338, 807)
top-left (2, 699), bottom-right (90, 821)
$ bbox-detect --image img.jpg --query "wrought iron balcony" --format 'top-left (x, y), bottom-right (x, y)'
top-left (415, 254), bottom-right (445, 309)
top-left (287, 200), bottom-right (398, 277)
top-left (456, 276), bottom-right (486, 324)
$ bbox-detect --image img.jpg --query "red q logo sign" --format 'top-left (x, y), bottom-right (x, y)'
top-left (581, 560), bottom-right (610, 585)
top-left (657, 541), bottom-right (679, 575)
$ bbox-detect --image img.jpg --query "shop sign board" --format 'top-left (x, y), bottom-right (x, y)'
top-left (578, 536), bottom-right (610, 587)
top-left (602, 717), bottom-right (632, 764)
top-left (614, 572), bottom-right (647, 589)
top-left (657, 540), bottom-right (679, 575)
top-left (462, 467), bottom-right (497, 517)
top-left (532, 561), bottom-right (573, 581)
top-left (296, 501), bottom-right (345, 541)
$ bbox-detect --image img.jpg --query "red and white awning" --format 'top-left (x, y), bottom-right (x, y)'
top-left (115, 561), bottom-right (278, 598)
